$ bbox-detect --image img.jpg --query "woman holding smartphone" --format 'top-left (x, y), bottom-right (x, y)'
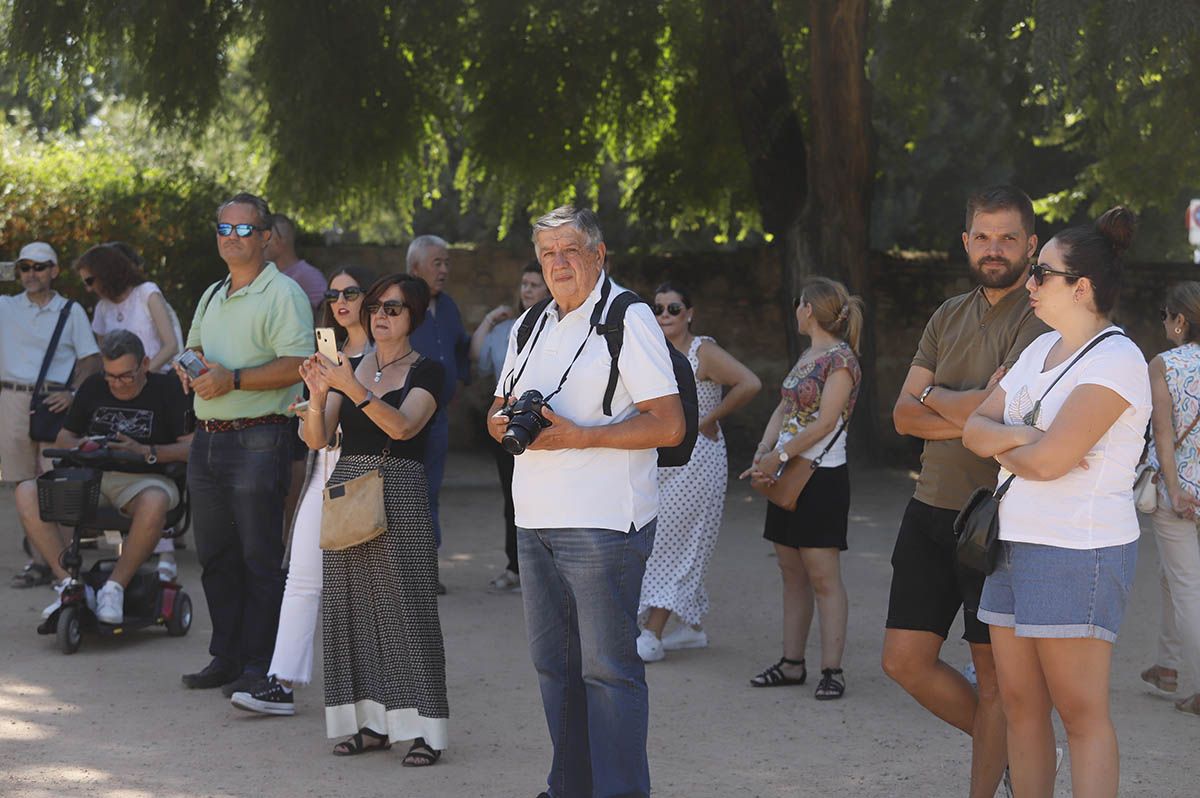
top-left (230, 266), bottom-right (374, 717)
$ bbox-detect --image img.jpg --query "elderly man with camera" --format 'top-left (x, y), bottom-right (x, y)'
top-left (487, 206), bottom-right (684, 798)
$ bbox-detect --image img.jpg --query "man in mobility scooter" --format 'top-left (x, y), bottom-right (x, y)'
top-left (14, 329), bottom-right (193, 626)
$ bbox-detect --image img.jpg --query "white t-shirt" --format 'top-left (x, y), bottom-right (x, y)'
top-left (92, 282), bottom-right (184, 373)
top-left (494, 277), bottom-right (678, 532)
top-left (996, 327), bottom-right (1150, 549)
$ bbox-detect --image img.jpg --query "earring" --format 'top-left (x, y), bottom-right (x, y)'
top-left (1176, 327), bottom-right (1183, 335)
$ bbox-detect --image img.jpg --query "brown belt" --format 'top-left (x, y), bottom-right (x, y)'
top-left (1, 381), bottom-right (68, 392)
top-left (197, 414), bottom-right (289, 433)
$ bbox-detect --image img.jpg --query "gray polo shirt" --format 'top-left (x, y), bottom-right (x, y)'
top-left (0, 291), bottom-right (99, 385)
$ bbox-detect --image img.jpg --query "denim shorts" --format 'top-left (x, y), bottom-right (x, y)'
top-left (978, 540), bottom-right (1137, 643)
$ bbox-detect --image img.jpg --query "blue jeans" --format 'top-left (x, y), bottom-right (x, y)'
top-left (188, 424), bottom-right (289, 673)
top-left (424, 411), bottom-right (448, 547)
top-left (517, 521), bottom-right (656, 798)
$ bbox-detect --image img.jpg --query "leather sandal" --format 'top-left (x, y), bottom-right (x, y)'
top-left (750, 657), bottom-right (806, 687)
top-left (332, 727), bottom-right (391, 756)
top-left (815, 668), bottom-right (846, 700)
top-left (11, 562), bottom-right (53, 589)
top-left (1141, 664), bottom-right (1179, 695)
top-left (402, 737), bottom-right (442, 767)
top-left (1174, 693), bottom-right (1200, 716)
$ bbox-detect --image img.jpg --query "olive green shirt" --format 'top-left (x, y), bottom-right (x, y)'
top-left (911, 285), bottom-right (1048, 510)
top-left (185, 263), bottom-right (314, 421)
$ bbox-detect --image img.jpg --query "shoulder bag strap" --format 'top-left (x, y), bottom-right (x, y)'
top-left (1175, 409), bottom-right (1200, 449)
top-left (33, 300), bottom-right (75, 396)
top-left (808, 420), bottom-right (847, 469)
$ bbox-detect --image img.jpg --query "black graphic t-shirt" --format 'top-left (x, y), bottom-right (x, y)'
top-left (65, 372), bottom-right (191, 446)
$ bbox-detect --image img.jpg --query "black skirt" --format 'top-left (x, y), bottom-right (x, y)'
top-left (762, 464), bottom-right (850, 550)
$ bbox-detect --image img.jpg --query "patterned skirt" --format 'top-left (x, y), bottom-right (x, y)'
top-left (322, 454), bottom-right (449, 750)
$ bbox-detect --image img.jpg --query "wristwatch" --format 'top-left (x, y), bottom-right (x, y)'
top-left (233, 369), bottom-right (242, 390)
top-left (919, 385), bottom-right (935, 405)
top-left (356, 391), bottom-right (374, 410)
top-left (778, 450), bottom-right (790, 464)
top-left (145, 445), bottom-right (158, 465)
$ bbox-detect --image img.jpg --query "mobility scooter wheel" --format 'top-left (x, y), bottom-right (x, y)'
top-left (166, 591), bottom-right (192, 637)
top-left (57, 606), bottom-right (83, 654)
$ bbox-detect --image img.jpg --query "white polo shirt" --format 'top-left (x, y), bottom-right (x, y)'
top-left (0, 291), bottom-right (99, 385)
top-left (494, 276), bottom-right (678, 532)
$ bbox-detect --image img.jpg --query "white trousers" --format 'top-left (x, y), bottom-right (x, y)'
top-left (268, 447), bottom-right (338, 685)
top-left (1151, 505), bottom-right (1200, 688)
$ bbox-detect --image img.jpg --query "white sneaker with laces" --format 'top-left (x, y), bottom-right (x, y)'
top-left (636, 630), bottom-right (665, 663)
top-left (660, 624), bottom-right (708, 651)
top-left (96, 581), bottom-right (124, 625)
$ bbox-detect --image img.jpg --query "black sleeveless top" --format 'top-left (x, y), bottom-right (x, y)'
top-left (336, 357), bottom-right (444, 461)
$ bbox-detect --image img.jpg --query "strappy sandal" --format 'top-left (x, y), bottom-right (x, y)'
top-left (402, 737), bottom-right (442, 767)
top-left (11, 562), bottom-right (53, 589)
top-left (750, 657), bottom-right (806, 687)
top-left (332, 727), bottom-right (391, 756)
top-left (1174, 693), bottom-right (1200, 716)
top-left (815, 668), bottom-right (846, 700)
top-left (1141, 664), bottom-right (1179, 695)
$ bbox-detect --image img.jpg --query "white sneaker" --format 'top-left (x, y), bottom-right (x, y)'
top-left (660, 624), bottom-right (708, 651)
top-left (96, 581), bottom-right (124, 625)
top-left (636, 630), bottom-right (665, 663)
top-left (489, 569), bottom-right (520, 591)
top-left (41, 577), bottom-right (71, 620)
top-left (157, 556), bottom-right (178, 582)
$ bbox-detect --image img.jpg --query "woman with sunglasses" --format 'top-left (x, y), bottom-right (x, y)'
top-left (1139, 281), bottom-right (1200, 717)
top-left (229, 266), bottom-right (374, 717)
top-left (469, 261), bottom-right (551, 591)
top-left (963, 207), bottom-right (1150, 797)
top-left (635, 282), bottom-right (761, 662)
top-left (75, 243), bottom-right (183, 373)
top-left (741, 277), bottom-right (863, 699)
top-left (298, 273), bottom-right (448, 766)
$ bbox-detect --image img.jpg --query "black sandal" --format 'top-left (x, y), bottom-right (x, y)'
top-left (402, 737), bottom-right (442, 767)
top-left (815, 668), bottom-right (845, 700)
top-left (11, 562), bottom-right (53, 589)
top-left (332, 727), bottom-right (391, 756)
top-left (750, 657), bottom-right (806, 687)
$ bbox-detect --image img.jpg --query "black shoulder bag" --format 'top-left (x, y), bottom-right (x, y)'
top-left (29, 300), bottom-right (78, 443)
top-left (954, 329), bottom-right (1126, 574)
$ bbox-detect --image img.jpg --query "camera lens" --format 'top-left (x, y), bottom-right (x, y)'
top-left (501, 427), bottom-right (530, 455)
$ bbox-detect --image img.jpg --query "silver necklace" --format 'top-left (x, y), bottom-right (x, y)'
top-left (373, 349), bottom-right (413, 383)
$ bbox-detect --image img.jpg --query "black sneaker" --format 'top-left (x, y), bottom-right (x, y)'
top-left (221, 670), bottom-right (264, 698)
top-left (230, 676), bottom-right (295, 716)
top-left (181, 658), bottom-right (240, 690)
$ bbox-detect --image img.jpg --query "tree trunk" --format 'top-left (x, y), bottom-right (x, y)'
top-left (806, 0), bottom-right (879, 455)
top-left (709, 0), bottom-right (817, 361)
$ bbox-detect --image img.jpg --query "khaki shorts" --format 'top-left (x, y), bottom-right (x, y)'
top-left (0, 387), bottom-right (50, 484)
top-left (99, 472), bottom-right (180, 514)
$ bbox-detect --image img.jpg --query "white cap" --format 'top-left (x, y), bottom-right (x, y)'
top-left (17, 241), bottom-right (58, 265)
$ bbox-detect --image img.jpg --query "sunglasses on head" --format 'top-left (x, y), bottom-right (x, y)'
top-left (1028, 263), bottom-right (1079, 285)
top-left (653, 302), bottom-right (685, 317)
top-left (324, 287), bottom-right (364, 303)
top-left (17, 260), bottom-right (53, 273)
top-left (367, 300), bottom-right (407, 317)
top-left (216, 222), bottom-right (267, 238)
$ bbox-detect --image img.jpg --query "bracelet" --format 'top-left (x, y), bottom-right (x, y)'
top-left (233, 369), bottom-right (242, 390)
top-left (756, 442), bottom-right (771, 451)
top-left (355, 391), bottom-right (374, 410)
top-left (308, 403), bottom-right (325, 413)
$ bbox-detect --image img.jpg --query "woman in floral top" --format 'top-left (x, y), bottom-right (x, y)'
top-left (742, 277), bottom-right (863, 700)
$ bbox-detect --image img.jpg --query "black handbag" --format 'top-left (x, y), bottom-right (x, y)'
top-left (28, 300), bottom-right (76, 443)
top-left (953, 328), bottom-right (1126, 575)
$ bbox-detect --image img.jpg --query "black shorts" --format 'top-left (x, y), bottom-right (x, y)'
top-left (763, 465), bottom-right (849, 550)
top-left (885, 497), bottom-right (990, 644)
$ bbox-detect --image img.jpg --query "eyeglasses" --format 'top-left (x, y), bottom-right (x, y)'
top-left (216, 222), bottom-right (267, 238)
top-left (17, 260), bottom-right (53, 273)
top-left (102, 368), bottom-right (140, 385)
top-left (83, 276), bottom-right (96, 287)
top-left (1028, 263), bottom-right (1079, 285)
top-left (366, 301), bottom-right (407, 317)
top-left (653, 302), bottom-right (685, 317)
top-left (324, 287), bottom-right (364, 303)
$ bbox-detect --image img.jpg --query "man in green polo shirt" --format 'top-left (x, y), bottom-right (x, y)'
top-left (884, 185), bottom-right (1049, 798)
top-left (174, 192), bottom-right (314, 698)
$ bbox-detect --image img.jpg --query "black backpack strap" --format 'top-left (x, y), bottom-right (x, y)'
top-left (595, 281), bottom-right (640, 417)
top-left (33, 299), bottom-right (76, 396)
top-left (515, 298), bottom-right (554, 353)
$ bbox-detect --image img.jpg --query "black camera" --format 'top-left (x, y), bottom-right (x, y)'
top-left (500, 390), bottom-right (553, 455)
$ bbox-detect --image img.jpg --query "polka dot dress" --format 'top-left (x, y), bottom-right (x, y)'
top-left (639, 336), bottom-right (728, 627)
top-left (322, 455), bottom-right (449, 751)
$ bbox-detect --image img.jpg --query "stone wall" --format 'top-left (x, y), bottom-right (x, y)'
top-left (304, 243), bottom-right (1196, 467)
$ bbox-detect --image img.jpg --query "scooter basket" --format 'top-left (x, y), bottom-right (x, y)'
top-left (36, 467), bottom-right (101, 525)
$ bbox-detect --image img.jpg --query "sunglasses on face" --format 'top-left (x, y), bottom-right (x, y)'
top-left (324, 287), bottom-right (364, 303)
top-left (653, 302), bottom-right (685, 317)
top-left (1028, 263), bottom-right (1079, 285)
top-left (17, 261), bottom-right (53, 273)
top-left (215, 222), bottom-right (266, 238)
top-left (367, 300), bottom-right (407, 317)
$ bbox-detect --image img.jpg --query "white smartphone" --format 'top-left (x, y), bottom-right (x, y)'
top-left (315, 327), bottom-right (340, 363)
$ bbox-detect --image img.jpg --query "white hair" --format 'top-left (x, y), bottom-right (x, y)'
top-left (531, 206), bottom-right (604, 254)
top-left (406, 235), bottom-right (450, 272)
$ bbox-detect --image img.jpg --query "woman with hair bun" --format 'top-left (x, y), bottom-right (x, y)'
top-left (963, 207), bottom-right (1151, 796)
top-left (635, 281), bottom-right (761, 663)
top-left (742, 277), bottom-right (863, 700)
top-left (1140, 280), bottom-right (1200, 717)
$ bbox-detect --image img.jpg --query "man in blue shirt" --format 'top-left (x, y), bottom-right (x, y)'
top-left (407, 235), bottom-right (469, 564)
